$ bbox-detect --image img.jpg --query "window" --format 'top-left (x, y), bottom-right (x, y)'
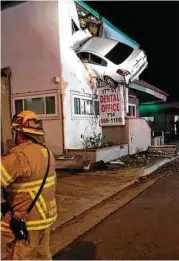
top-left (127, 104), bottom-right (136, 117)
top-left (15, 99), bottom-right (23, 114)
top-left (77, 52), bottom-right (107, 66)
top-left (142, 116), bottom-right (155, 123)
top-left (174, 115), bottom-right (179, 122)
top-left (24, 97), bottom-right (45, 114)
top-left (94, 100), bottom-right (99, 116)
top-left (72, 19), bottom-right (79, 34)
top-left (74, 97), bottom-right (81, 114)
top-left (45, 96), bottom-right (55, 114)
top-left (77, 52), bottom-right (90, 62)
top-left (14, 95), bottom-right (57, 116)
top-left (90, 54), bottom-right (107, 66)
top-left (74, 97), bottom-right (93, 115)
top-left (105, 42), bottom-right (133, 65)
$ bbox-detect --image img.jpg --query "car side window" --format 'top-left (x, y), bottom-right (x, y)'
top-left (90, 54), bottom-right (107, 67)
top-left (72, 19), bottom-right (79, 35)
top-left (77, 52), bottom-right (90, 63)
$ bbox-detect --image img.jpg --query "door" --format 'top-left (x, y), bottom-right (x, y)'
top-left (1, 68), bottom-right (14, 156)
top-left (89, 53), bottom-right (107, 78)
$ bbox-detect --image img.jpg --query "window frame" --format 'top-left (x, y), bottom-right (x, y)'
top-left (13, 94), bottom-right (58, 118)
top-left (71, 92), bottom-right (98, 119)
top-left (127, 103), bottom-right (136, 118)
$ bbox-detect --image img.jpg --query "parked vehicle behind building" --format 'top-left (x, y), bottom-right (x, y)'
top-left (75, 37), bottom-right (148, 88)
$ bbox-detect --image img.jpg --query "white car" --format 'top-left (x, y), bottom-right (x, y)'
top-left (75, 37), bottom-right (148, 88)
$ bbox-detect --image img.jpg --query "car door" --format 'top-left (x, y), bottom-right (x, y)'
top-left (88, 54), bottom-right (107, 78)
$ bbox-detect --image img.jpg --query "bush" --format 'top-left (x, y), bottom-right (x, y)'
top-left (81, 132), bottom-right (112, 149)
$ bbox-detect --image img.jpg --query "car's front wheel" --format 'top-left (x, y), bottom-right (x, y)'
top-left (104, 76), bottom-right (118, 89)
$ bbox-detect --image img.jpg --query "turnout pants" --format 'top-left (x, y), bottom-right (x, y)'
top-left (4, 228), bottom-right (52, 260)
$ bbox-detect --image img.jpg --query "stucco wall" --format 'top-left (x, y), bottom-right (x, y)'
top-left (128, 118), bottom-right (151, 154)
top-left (1, 1), bottom-right (63, 155)
top-left (1, 1), bottom-right (61, 94)
top-left (57, 0), bottom-right (101, 150)
top-left (102, 125), bottom-right (129, 145)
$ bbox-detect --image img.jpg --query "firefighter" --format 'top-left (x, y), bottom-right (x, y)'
top-left (1, 110), bottom-right (57, 260)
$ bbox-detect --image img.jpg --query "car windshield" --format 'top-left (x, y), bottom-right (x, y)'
top-left (105, 42), bottom-right (133, 65)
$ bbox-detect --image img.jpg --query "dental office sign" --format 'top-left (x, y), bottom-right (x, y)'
top-left (98, 86), bottom-right (125, 126)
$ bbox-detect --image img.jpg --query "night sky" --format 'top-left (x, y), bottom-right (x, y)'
top-left (88, 1), bottom-right (179, 102)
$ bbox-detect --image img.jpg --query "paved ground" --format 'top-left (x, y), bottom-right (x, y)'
top-left (54, 162), bottom-right (179, 260)
top-left (1, 157), bottom-right (178, 259)
top-left (54, 166), bottom-right (144, 228)
top-left (0, 164), bottom-right (145, 259)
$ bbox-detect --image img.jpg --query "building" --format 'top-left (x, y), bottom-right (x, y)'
top-left (140, 101), bottom-right (179, 142)
top-left (98, 80), bottom-right (168, 156)
top-left (1, 0), bottom-right (167, 159)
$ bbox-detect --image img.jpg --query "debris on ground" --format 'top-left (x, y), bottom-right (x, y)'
top-left (116, 152), bottom-right (153, 168)
top-left (109, 160), bottom-right (125, 165)
top-left (148, 145), bottom-right (177, 157)
top-left (89, 161), bottom-right (108, 171)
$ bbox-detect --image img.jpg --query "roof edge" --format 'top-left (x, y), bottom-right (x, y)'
top-left (135, 80), bottom-right (169, 96)
top-left (76, 1), bottom-right (139, 47)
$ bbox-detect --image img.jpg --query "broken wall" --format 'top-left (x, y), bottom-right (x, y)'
top-left (57, 0), bottom-right (101, 150)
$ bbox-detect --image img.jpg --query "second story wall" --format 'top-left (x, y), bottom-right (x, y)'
top-left (1, 2), bottom-right (64, 155)
top-left (1, 1), bottom-right (61, 95)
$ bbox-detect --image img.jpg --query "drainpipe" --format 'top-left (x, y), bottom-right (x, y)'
top-left (60, 92), bottom-right (65, 156)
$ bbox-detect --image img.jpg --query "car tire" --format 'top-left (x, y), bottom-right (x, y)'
top-left (104, 76), bottom-right (118, 89)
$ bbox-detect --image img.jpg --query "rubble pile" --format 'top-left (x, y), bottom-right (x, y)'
top-left (148, 145), bottom-right (177, 157)
top-left (120, 153), bottom-right (152, 168)
top-left (108, 153), bottom-right (154, 169)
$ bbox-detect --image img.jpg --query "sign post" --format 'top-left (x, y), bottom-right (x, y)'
top-left (98, 86), bottom-right (125, 126)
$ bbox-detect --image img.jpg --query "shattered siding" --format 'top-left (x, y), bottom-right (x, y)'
top-left (76, 1), bottom-right (139, 48)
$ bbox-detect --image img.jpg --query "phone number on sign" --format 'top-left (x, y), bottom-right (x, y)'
top-left (100, 118), bottom-right (122, 124)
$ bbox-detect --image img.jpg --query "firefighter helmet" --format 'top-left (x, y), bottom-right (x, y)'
top-left (11, 111), bottom-right (44, 136)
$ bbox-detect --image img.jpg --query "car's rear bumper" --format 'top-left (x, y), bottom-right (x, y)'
top-left (128, 60), bottom-right (148, 84)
